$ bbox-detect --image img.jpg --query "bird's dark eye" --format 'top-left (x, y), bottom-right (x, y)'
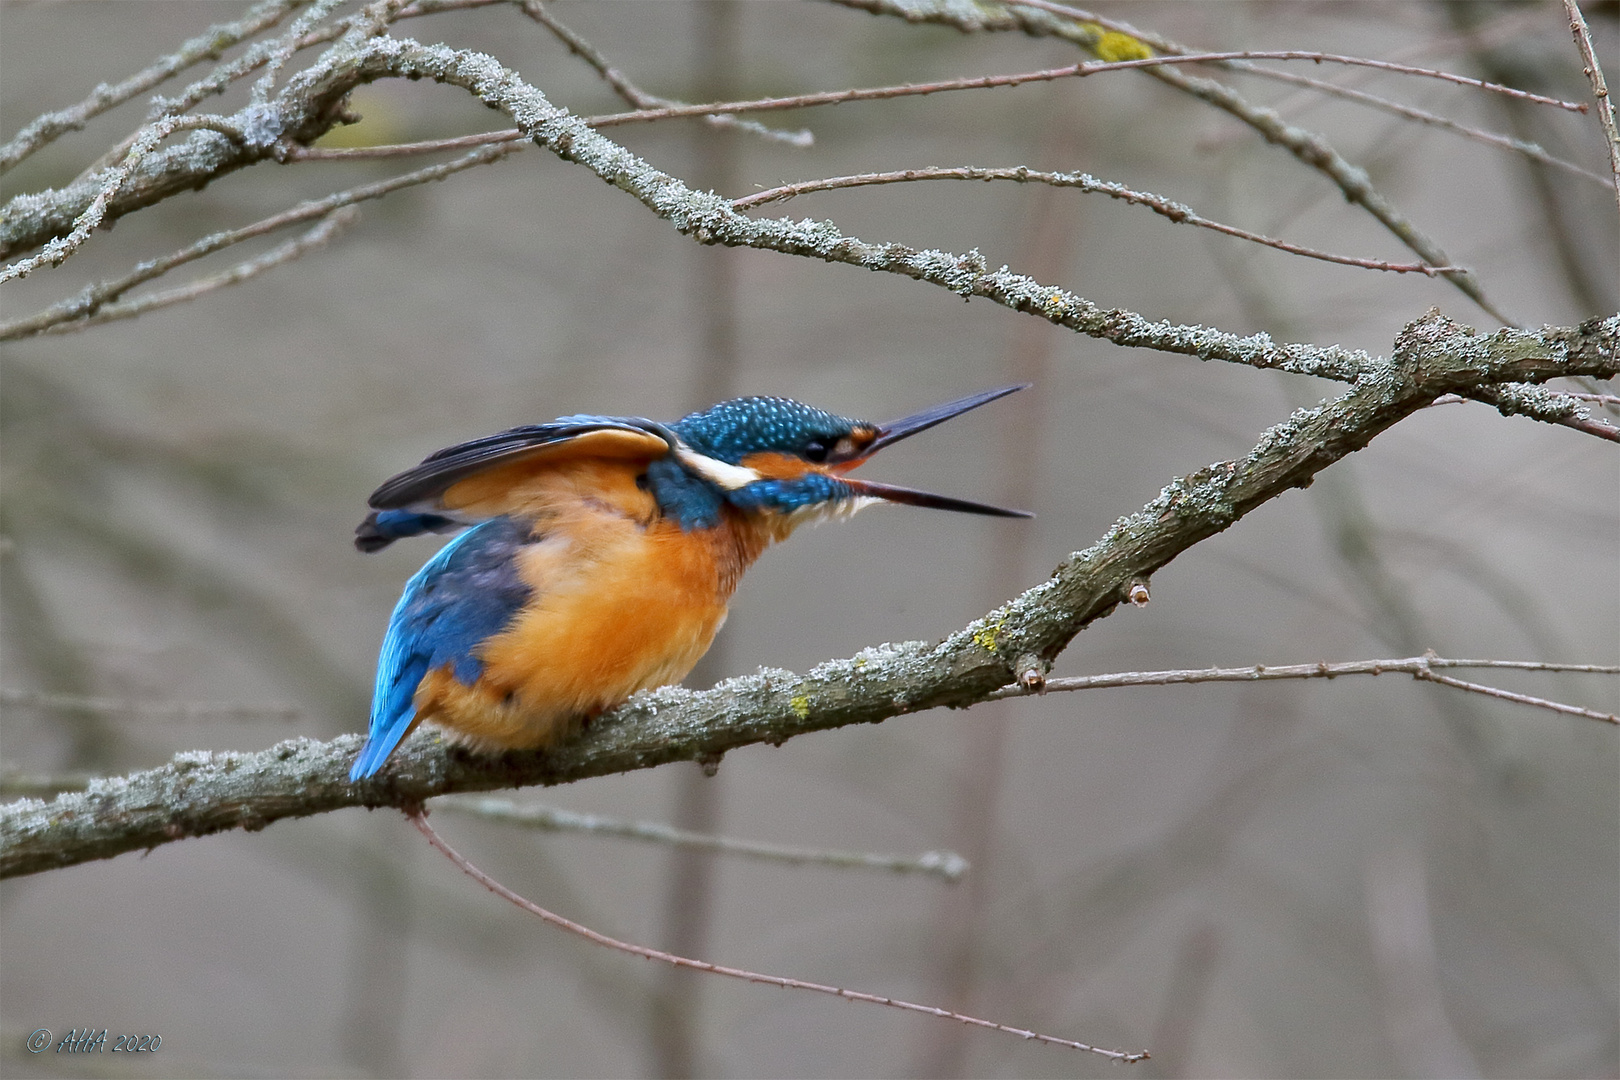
top-left (803, 439), bottom-right (830, 463)
top-left (635, 472), bottom-right (651, 490)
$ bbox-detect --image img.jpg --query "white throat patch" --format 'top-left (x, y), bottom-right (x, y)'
top-left (673, 446), bottom-right (761, 491)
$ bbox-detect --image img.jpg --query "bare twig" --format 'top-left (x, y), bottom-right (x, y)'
top-left (1561, 0), bottom-right (1620, 219)
top-left (39, 210), bottom-right (359, 334)
top-left (434, 796), bottom-right (968, 880)
top-left (734, 166), bottom-right (1462, 275)
top-left (1000, 0), bottom-right (1587, 111)
top-left (993, 655), bottom-right (1619, 725)
top-left (1414, 670), bottom-right (1617, 725)
top-left (2, 141), bottom-right (519, 341)
top-left (407, 808), bottom-right (1142, 1061)
top-left (581, 49), bottom-right (1582, 133)
top-left (249, 0), bottom-right (354, 105)
top-left (519, 1), bottom-right (811, 147)
top-left (1204, 65), bottom-right (1615, 190)
top-left (839, 0), bottom-right (1512, 323)
top-left (1427, 386), bottom-right (1620, 444)
top-left (279, 62), bottom-right (1609, 189)
top-left (0, 688), bottom-right (302, 723)
top-left (991, 0), bottom-right (1587, 110)
top-left (0, 0), bottom-right (303, 175)
top-left (282, 128), bottom-right (526, 160)
top-left (586, 59), bottom-right (1098, 127)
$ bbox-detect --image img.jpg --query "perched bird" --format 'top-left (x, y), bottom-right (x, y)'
top-left (348, 385), bottom-right (1031, 781)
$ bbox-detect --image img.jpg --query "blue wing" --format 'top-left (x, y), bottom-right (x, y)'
top-left (354, 416), bottom-right (672, 551)
top-left (349, 517), bottom-right (535, 780)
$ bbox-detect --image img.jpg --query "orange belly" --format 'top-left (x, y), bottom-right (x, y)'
top-left (412, 506), bottom-right (768, 751)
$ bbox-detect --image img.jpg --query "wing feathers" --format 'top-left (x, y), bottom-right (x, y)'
top-left (368, 419), bottom-right (672, 511)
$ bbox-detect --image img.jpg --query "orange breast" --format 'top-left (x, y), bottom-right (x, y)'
top-left (412, 480), bottom-right (777, 752)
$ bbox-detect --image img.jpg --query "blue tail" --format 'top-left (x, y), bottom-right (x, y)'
top-left (349, 519), bottom-right (534, 781)
top-left (354, 509), bottom-right (463, 553)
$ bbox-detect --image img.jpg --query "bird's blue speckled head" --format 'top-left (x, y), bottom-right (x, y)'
top-left (671, 397), bottom-right (873, 465)
top-left (649, 388), bottom-right (1033, 531)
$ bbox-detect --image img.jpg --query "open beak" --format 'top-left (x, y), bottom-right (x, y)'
top-left (843, 477), bottom-right (1033, 518)
top-left (863, 383), bottom-right (1030, 456)
top-left (846, 384), bottom-right (1034, 518)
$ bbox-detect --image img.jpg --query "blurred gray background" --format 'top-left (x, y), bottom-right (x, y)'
top-left (1, 1), bottom-right (1616, 1076)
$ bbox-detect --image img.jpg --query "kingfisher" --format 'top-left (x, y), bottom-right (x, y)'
top-left (347, 385), bottom-right (1032, 781)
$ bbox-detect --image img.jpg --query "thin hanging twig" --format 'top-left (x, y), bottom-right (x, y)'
top-left (406, 808), bottom-right (1147, 1062)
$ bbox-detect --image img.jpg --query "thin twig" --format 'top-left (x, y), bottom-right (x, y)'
top-left (138, 0), bottom-right (502, 125)
top-left (586, 60), bottom-right (1093, 126)
top-left (406, 808), bottom-right (1144, 1061)
top-left (37, 210), bottom-right (359, 334)
top-left (1468, 382), bottom-right (1620, 443)
top-left (1175, 49), bottom-right (1588, 110)
top-left (519, 1), bottom-right (811, 147)
top-left (992, 655), bottom-right (1618, 725)
top-left (2, 141), bottom-right (519, 341)
top-left (0, 0), bottom-right (303, 175)
top-left (876, 0), bottom-right (1509, 322)
top-left (581, 50), bottom-right (1582, 131)
top-left (1561, 0), bottom-right (1620, 219)
top-left (249, 0), bottom-right (354, 105)
top-left (434, 796), bottom-right (968, 881)
top-left (1432, 383), bottom-right (1620, 442)
top-left (999, 0), bottom-right (1587, 111)
top-left (281, 128), bottom-right (526, 160)
top-left (0, 114), bottom-right (245, 284)
top-left (1414, 670), bottom-right (1617, 725)
top-left (0, 688), bottom-right (302, 723)
top-left (1208, 65), bottom-right (1615, 190)
top-left (734, 166), bottom-right (1462, 275)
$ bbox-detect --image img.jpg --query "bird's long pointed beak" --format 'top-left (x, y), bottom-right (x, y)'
top-left (842, 384), bottom-right (1034, 517)
top-left (863, 383), bottom-right (1030, 456)
top-left (844, 477), bottom-right (1034, 518)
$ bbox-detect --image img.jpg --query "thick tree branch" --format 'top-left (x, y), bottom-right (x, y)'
top-left (3, 308), bottom-right (1614, 879)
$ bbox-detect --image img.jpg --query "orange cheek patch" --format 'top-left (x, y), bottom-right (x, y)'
top-left (739, 451), bottom-right (813, 480)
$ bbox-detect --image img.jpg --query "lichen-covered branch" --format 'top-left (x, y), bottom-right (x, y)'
top-left (3, 309), bottom-right (1613, 879)
top-left (0, 32), bottom-right (1378, 379)
top-left (0, 0), bottom-right (304, 175)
